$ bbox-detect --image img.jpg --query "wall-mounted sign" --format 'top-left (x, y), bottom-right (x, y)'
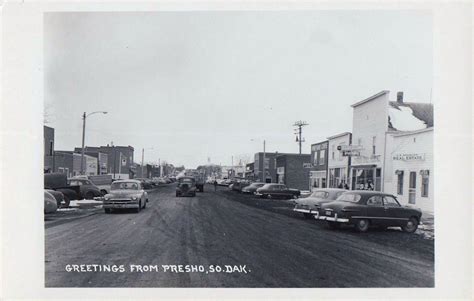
top-left (353, 155), bottom-right (381, 164)
top-left (342, 150), bottom-right (360, 157)
top-left (338, 145), bottom-right (364, 151)
top-left (393, 153), bottom-right (425, 161)
top-left (311, 143), bottom-right (328, 152)
top-left (302, 163), bottom-right (312, 168)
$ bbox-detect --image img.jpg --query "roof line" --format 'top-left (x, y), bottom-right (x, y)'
top-left (327, 132), bottom-right (351, 140)
top-left (351, 90), bottom-right (389, 108)
top-left (392, 127), bottom-right (433, 137)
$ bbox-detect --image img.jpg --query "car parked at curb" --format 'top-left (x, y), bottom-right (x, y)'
top-left (44, 190), bottom-right (58, 214)
top-left (68, 178), bottom-right (103, 200)
top-left (231, 180), bottom-right (252, 193)
top-left (293, 188), bottom-right (347, 219)
top-left (318, 191), bottom-right (422, 233)
top-left (103, 180), bottom-right (148, 213)
top-left (241, 182), bottom-right (265, 194)
top-left (46, 189), bottom-right (69, 208)
top-left (255, 183), bottom-right (301, 199)
top-left (176, 176), bottom-right (197, 197)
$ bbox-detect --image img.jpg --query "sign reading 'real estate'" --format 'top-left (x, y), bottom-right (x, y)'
top-left (392, 153), bottom-right (426, 161)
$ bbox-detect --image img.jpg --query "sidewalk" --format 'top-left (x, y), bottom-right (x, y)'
top-left (417, 212), bottom-right (434, 240)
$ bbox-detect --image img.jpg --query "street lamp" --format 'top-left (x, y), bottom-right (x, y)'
top-left (80, 111), bottom-right (107, 175)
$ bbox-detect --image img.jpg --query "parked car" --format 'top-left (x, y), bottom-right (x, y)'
top-left (241, 182), bottom-right (265, 194)
top-left (231, 180), bottom-right (252, 192)
top-left (255, 184), bottom-right (301, 199)
top-left (176, 177), bottom-right (197, 197)
top-left (68, 178), bottom-right (103, 200)
top-left (293, 188), bottom-right (347, 219)
top-left (318, 191), bottom-right (422, 233)
top-left (103, 180), bottom-right (148, 213)
top-left (44, 190), bottom-right (58, 214)
top-left (135, 178), bottom-right (154, 189)
top-left (44, 173), bottom-right (80, 203)
top-left (46, 189), bottom-right (69, 208)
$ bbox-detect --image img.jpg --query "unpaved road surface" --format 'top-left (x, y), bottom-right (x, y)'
top-left (45, 184), bottom-right (434, 287)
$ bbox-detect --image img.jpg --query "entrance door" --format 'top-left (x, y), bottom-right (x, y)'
top-left (409, 172), bottom-right (416, 204)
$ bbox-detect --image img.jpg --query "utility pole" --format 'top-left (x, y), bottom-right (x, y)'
top-left (141, 148), bottom-right (145, 178)
top-left (293, 120), bottom-right (308, 154)
top-left (262, 140), bottom-right (266, 182)
top-left (80, 112), bottom-right (86, 174)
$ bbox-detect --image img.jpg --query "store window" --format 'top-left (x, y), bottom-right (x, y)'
top-left (319, 150), bottom-right (325, 165)
top-left (421, 171), bottom-right (429, 197)
top-left (397, 171), bottom-right (404, 195)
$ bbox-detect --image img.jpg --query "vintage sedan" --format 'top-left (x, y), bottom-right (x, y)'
top-left (318, 191), bottom-right (422, 233)
top-left (293, 188), bottom-right (347, 219)
top-left (44, 190), bottom-right (58, 214)
top-left (68, 178), bottom-right (103, 200)
top-left (103, 180), bottom-right (148, 213)
top-left (176, 176), bottom-right (197, 197)
top-left (255, 183), bottom-right (300, 199)
top-left (241, 182), bottom-right (265, 194)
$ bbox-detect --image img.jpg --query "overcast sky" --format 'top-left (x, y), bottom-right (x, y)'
top-left (45, 10), bottom-right (432, 168)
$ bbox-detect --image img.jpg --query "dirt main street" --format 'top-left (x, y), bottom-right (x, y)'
top-left (45, 184), bottom-right (434, 287)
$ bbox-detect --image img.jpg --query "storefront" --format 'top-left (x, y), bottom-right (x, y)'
top-left (327, 132), bottom-right (352, 189)
top-left (390, 128), bottom-right (433, 213)
top-left (310, 170), bottom-right (327, 189)
top-left (309, 141), bottom-right (329, 191)
top-left (350, 165), bottom-right (382, 191)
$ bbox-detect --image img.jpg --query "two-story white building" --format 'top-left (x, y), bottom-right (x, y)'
top-left (327, 132), bottom-right (352, 188)
top-left (349, 91), bottom-right (433, 195)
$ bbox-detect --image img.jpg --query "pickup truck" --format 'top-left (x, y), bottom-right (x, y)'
top-left (44, 173), bottom-right (81, 206)
top-left (72, 174), bottom-right (112, 195)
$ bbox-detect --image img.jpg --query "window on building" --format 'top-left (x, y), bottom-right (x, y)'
top-left (49, 140), bottom-right (54, 156)
top-left (397, 171), bottom-right (404, 195)
top-left (331, 145), bottom-right (335, 160)
top-left (372, 136), bottom-right (376, 155)
top-left (319, 150), bottom-right (325, 165)
top-left (421, 172), bottom-right (429, 197)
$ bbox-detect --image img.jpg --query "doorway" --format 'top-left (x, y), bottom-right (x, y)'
top-left (409, 171), bottom-right (416, 204)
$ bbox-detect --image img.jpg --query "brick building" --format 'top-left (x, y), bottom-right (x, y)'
top-left (253, 152), bottom-right (279, 183)
top-left (75, 145), bottom-right (134, 179)
top-left (275, 154), bottom-right (311, 191)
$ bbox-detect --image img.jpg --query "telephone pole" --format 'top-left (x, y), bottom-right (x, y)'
top-left (293, 120), bottom-right (308, 154)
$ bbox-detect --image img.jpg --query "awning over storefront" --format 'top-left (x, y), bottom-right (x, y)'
top-left (350, 165), bottom-right (377, 169)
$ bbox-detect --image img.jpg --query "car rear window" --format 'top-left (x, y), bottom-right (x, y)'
top-left (337, 193), bottom-right (361, 203)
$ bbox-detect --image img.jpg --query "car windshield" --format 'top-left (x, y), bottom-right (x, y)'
top-left (310, 191), bottom-right (329, 198)
top-left (336, 193), bottom-right (361, 203)
top-left (111, 182), bottom-right (139, 190)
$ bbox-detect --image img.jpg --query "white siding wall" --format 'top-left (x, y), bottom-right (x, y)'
top-left (328, 134), bottom-right (351, 169)
top-left (389, 129), bottom-right (433, 213)
top-left (351, 93), bottom-right (389, 169)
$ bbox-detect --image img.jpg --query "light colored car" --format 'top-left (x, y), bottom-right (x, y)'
top-left (293, 188), bottom-right (347, 219)
top-left (44, 190), bottom-right (58, 214)
top-left (103, 180), bottom-right (148, 213)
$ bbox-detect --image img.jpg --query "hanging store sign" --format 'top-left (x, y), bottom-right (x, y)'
top-left (338, 145), bottom-right (364, 151)
top-left (342, 150), bottom-right (360, 157)
top-left (392, 153), bottom-right (425, 161)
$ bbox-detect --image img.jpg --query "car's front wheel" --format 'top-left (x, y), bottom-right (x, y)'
top-left (134, 202), bottom-right (141, 213)
top-left (104, 208), bottom-right (112, 214)
top-left (85, 191), bottom-right (95, 200)
top-left (402, 217), bottom-right (419, 233)
top-left (354, 219), bottom-right (370, 232)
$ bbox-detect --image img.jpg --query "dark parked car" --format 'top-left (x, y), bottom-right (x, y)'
top-left (231, 180), bottom-right (251, 192)
top-left (318, 191), bottom-right (422, 233)
top-left (255, 184), bottom-right (301, 199)
top-left (135, 178), bottom-right (154, 189)
top-left (176, 177), bottom-right (197, 197)
top-left (293, 188), bottom-right (347, 219)
top-left (68, 178), bottom-right (102, 200)
top-left (241, 182), bottom-right (265, 194)
top-left (44, 173), bottom-right (80, 203)
top-left (46, 189), bottom-right (69, 208)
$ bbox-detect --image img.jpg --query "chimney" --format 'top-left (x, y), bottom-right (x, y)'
top-left (397, 91), bottom-right (404, 103)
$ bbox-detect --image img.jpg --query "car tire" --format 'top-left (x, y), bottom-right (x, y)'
top-left (100, 189), bottom-right (108, 196)
top-left (303, 213), bottom-right (313, 219)
top-left (135, 202), bottom-right (141, 213)
top-left (402, 217), bottom-right (419, 233)
top-left (326, 221), bottom-right (341, 229)
top-left (85, 191), bottom-right (95, 200)
top-left (143, 200), bottom-right (147, 209)
top-left (355, 219), bottom-right (370, 232)
top-left (62, 195), bottom-right (70, 208)
top-left (104, 208), bottom-right (112, 214)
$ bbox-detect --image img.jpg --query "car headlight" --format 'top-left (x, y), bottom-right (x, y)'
top-left (104, 197), bottom-right (109, 201)
top-left (131, 196), bottom-right (138, 201)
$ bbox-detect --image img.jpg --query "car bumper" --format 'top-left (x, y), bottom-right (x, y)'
top-left (316, 213), bottom-right (349, 223)
top-left (103, 203), bottom-right (139, 209)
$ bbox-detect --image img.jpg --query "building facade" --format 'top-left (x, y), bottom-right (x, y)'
top-left (253, 152), bottom-right (278, 183)
top-left (327, 132), bottom-right (352, 189)
top-left (309, 141), bottom-right (329, 190)
top-left (54, 151), bottom-right (74, 177)
top-left (75, 145), bottom-right (134, 179)
top-left (275, 154), bottom-right (311, 191)
top-left (349, 90), bottom-right (433, 192)
top-left (44, 126), bottom-right (55, 173)
top-left (389, 128), bottom-right (433, 213)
